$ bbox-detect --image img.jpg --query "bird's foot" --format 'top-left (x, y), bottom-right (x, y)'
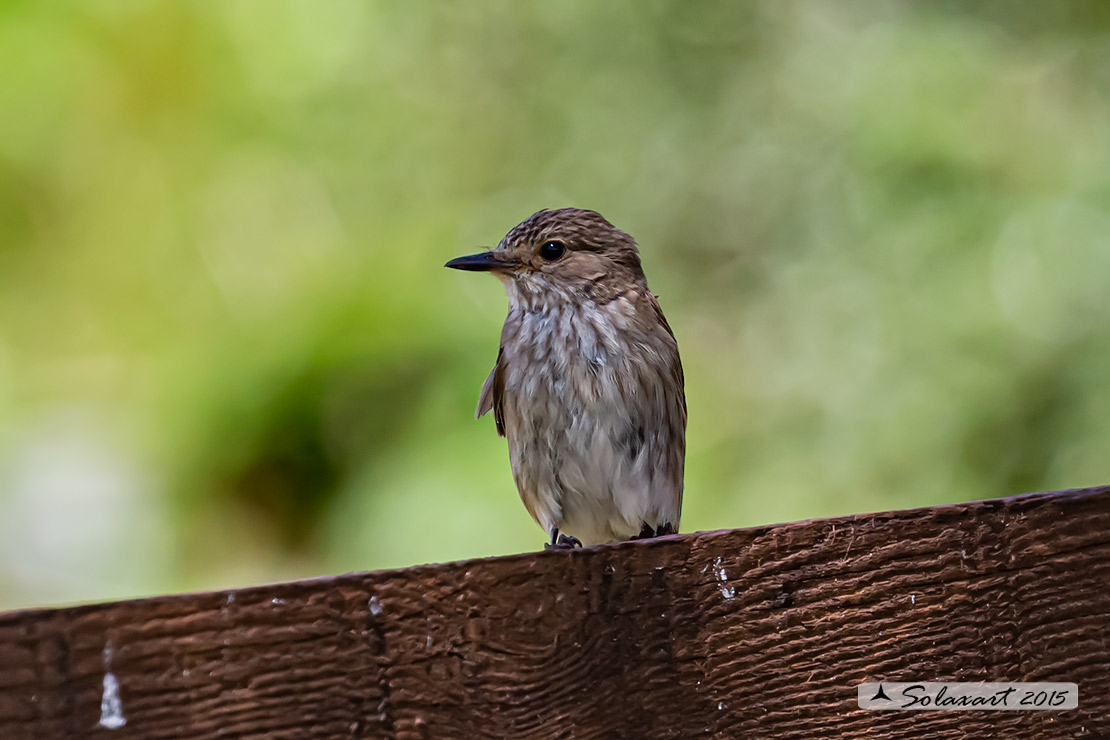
top-left (544, 531), bottom-right (583, 550)
top-left (632, 522), bottom-right (677, 540)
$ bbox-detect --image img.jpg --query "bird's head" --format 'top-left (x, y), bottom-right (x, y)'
top-left (445, 209), bottom-right (647, 305)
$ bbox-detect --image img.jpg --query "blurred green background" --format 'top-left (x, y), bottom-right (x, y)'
top-left (1, 2), bottom-right (1108, 609)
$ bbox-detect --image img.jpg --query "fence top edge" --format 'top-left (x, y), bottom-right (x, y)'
top-left (3, 484), bottom-right (1107, 622)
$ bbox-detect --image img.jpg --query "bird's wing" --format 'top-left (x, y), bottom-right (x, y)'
top-left (476, 345), bottom-right (507, 437)
top-left (648, 292), bottom-right (686, 532)
top-left (650, 293), bottom-right (686, 416)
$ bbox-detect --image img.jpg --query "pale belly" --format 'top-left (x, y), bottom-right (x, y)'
top-left (501, 340), bottom-right (682, 545)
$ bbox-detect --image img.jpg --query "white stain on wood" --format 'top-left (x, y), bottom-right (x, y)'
top-left (98, 643), bottom-right (126, 729)
top-left (711, 557), bottom-right (735, 599)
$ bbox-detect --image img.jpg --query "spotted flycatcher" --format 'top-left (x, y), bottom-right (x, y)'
top-left (446, 209), bottom-right (686, 549)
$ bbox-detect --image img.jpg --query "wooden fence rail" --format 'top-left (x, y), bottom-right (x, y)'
top-left (2, 486), bottom-right (1108, 739)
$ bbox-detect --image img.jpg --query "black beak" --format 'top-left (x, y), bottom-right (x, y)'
top-left (444, 251), bottom-right (513, 272)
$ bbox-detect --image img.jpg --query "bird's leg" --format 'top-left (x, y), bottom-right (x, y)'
top-left (544, 529), bottom-right (582, 550)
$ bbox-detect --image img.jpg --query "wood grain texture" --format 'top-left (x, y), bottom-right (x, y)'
top-left (1, 486), bottom-right (1108, 739)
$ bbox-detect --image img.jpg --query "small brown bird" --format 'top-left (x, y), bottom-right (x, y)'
top-left (446, 209), bottom-right (686, 549)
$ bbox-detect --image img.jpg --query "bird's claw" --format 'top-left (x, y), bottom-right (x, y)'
top-left (632, 522), bottom-right (676, 540)
top-left (544, 533), bottom-right (583, 550)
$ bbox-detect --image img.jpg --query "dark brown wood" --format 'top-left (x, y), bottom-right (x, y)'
top-left (2, 487), bottom-right (1108, 739)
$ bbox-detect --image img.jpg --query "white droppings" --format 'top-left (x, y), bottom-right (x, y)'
top-left (911, 594), bottom-right (916, 605)
top-left (711, 557), bottom-right (735, 600)
top-left (717, 701), bottom-right (725, 711)
top-left (99, 673), bottom-right (126, 729)
top-left (99, 640), bottom-right (125, 727)
top-left (271, 597), bottom-right (286, 605)
top-left (426, 635), bottom-right (433, 648)
top-left (226, 592), bottom-right (236, 604)
top-left (369, 596), bottom-right (382, 616)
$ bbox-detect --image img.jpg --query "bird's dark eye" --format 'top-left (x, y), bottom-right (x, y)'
top-left (539, 240), bottom-right (565, 261)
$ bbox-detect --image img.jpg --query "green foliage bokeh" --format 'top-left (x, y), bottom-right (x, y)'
top-left (1, 2), bottom-right (1108, 608)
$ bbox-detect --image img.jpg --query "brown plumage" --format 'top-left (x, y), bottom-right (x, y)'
top-left (447, 209), bottom-right (686, 548)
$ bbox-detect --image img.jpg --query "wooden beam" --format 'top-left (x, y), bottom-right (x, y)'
top-left (2, 486), bottom-right (1108, 739)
